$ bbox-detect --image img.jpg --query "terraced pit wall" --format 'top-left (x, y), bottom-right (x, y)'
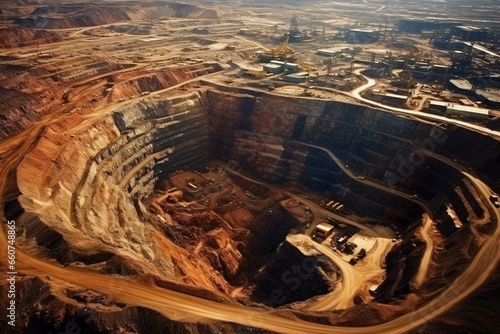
top-left (207, 87), bottom-right (500, 232)
top-left (4, 84), bottom-right (500, 331)
top-left (6, 85), bottom-right (500, 283)
top-left (10, 92), bottom-right (210, 269)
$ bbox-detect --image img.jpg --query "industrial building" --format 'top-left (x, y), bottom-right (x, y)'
top-left (316, 49), bottom-right (340, 57)
top-left (428, 101), bottom-right (491, 120)
top-left (264, 63), bottom-right (283, 74)
top-left (241, 68), bottom-right (266, 79)
top-left (476, 88), bottom-right (500, 107)
top-left (428, 100), bottom-right (450, 113)
top-left (270, 60), bottom-right (299, 72)
top-left (449, 79), bottom-right (473, 94)
top-left (345, 28), bottom-right (380, 43)
top-left (447, 104), bottom-right (491, 120)
top-left (316, 47), bottom-right (358, 58)
top-left (284, 72), bottom-right (309, 83)
top-left (315, 222), bottom-right (334, 239)
top-left (453, 26), bottom-right (489, 42)
top-left (446, 78), bottom-right (500, 107)
top-left (396, 18), bottom-right (461, 34)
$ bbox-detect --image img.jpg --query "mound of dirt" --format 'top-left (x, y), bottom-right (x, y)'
top-left (14, 3), bottom-right (220, 29)
top-left (160, 3), bottom-right (220, 20)
top-left (252, 240), bottom-right (331, 307)
top-left (0, 27), bottom-right (61, 48)
top-left (111, 24), bottom-right (151, 35)
top-left (0, 73), bottom-right (62, 140)
top-left (14, 6), bottom-right (131, 29)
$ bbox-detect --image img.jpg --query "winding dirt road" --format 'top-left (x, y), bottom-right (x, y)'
top-left (347, 70), bottom-right (500, 139)
top-left (1, 80), bottom-right (499, 333)
top-left (1, 145), bottom-right (499, 334)
top-left (296, 141), bottom-right (435, 216)
top-left (3, 210), bottom-right (499, 334)
top-left (412, 215), bottom-right (434, 289)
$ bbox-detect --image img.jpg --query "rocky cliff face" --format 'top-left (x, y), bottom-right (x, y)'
top-left (12, 84), bottom-right (494, 290)
top-left (252, 241), bottom-right (330, 307)
top-left (205, 86), bottom-right (500, 316)
top-left (0, 27), bottom-right (61, 48)
top-left (10, 88), bottom-right (304, 302)
top-left (4, 82), bottom-right (500, 333)
top-left (207, 87), bottom-right (500, 232)
top-left (13, 92), bottom-right (213, 285)
top-left (0, 56), bottom-right (221, 142)
top-left (14, 3), bottom-right (220, 29)
top-left (374, 221), bottom-right (427, 302)
top-left (0, 72), bottom-right (62, 139)
top-left (0, 276), bottom-right (266, 334)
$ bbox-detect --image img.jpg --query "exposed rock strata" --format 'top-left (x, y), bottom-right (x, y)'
top-left (3, 84), bottom-right (500, 333)
top-left (0, 275), bottom-right (269, 334)
top-left (252, 241), bottom-right (331, 307)
top-left (14, 3), bottom-right (220, 29)
top-left (0, 27), bottom-right (61, 48)
top-left (207, 88), bottom-right (500, 231)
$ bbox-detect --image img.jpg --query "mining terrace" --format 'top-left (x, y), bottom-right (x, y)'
top-left (1, 1), bottom-right (500, 333)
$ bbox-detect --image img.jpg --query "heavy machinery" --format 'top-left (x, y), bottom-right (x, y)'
top-left (300, 61), bottom-right (317, 75)
top-left (256, 34), bottom-right (296, 62)
top-left (394, 49), bottom-right (420, 88)
top-left (289, 15), bottom-right (303, 42)
top-left (452, 41), bottom-right (475, 72)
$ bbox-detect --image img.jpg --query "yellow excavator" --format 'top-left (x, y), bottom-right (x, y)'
top-left (257, 34), bottom-right (296, 62)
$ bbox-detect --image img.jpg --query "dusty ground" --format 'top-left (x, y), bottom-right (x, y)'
top-left (1, 1), bottom-right (500, 334)
top-left (146, 162), bottom-right (396, 308)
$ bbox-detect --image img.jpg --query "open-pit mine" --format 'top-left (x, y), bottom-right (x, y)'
top-left (1, 1), bottom-right (500, 333)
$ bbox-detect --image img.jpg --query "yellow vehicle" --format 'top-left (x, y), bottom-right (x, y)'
top-left (257, 35), bottom-right (296, 62)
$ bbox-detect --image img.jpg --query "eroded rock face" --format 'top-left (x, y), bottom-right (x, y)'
top-left (11, 86), bottom-right (500, 285)
top-left (0, 73), bottom-right (62, 139)
top-left (0, 27), bottom-right (62, 49)
top-left (14, 3), bottom-right (220, 29)
top-left (207, 88), bottom-right (500, 230)
top-left (4, 83), bottom-right (500, 332)
top-left (14, 92), bottom-right (213, 283)
top-left (0, 275), bottom-right (261, 334)
top-left (252, 241), bottom-right (330, 307)
top-left (11, 88), bottom-right (305, 301)
top-left (149, 185), bottom-right (301, 292)
top-left (374, 225), bottom-right (426, 302)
